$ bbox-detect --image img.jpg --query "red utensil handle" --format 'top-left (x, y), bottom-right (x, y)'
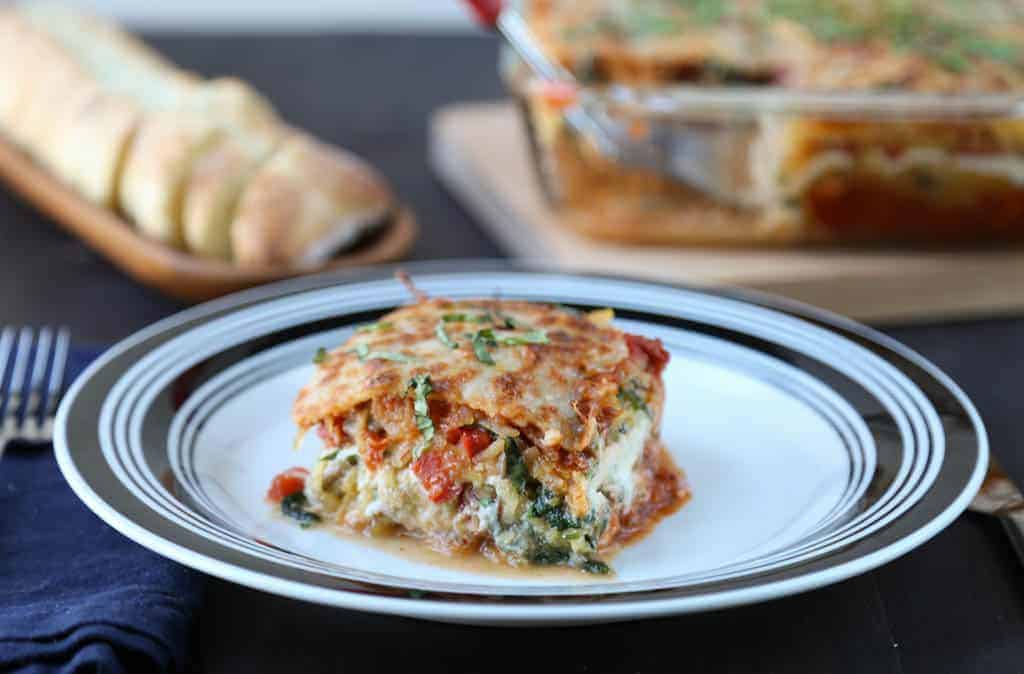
top-left (463, 0), bottom-right (503, 28)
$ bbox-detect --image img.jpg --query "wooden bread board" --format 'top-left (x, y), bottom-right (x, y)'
top-left (430, 101), bottom-right (1024, 324)
top-left (0, 134), bottom-right (417, 303)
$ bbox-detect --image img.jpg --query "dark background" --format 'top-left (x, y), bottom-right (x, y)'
top-left (2, 33), bottom-right (1022, 673)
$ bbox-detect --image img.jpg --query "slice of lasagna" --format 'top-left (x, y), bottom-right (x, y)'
top-left (282, 296), bottom-right (688, 573)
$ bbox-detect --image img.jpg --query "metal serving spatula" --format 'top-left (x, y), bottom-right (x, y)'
top-left (969, 454), bottom-right (1024, 564)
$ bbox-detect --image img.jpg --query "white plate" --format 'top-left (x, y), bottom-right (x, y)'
top-left (55, 263), bottom-right (987, 625)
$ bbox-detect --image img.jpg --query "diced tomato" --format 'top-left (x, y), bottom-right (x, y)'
top-left (364, 429), bottom-right (389, 470)
top-left (266, 467), bottom-right (309, 503)
top-left (625, 334), bottom-right (670, 376)
top-left (446, 426), bottom-right (493, 458)
top-left (412, 449), bottom-right (462, 503)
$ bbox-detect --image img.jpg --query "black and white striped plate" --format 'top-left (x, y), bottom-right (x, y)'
top-left (55, 263), bottom-right (987, 625)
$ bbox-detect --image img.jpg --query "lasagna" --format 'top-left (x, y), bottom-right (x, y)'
top-left (518, 0), bottom-right (1024, 244)
top-left (271, 295), bottom-right (688, 573)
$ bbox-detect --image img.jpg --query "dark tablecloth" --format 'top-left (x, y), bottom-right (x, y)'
top-left (0, 349), bottom-right (201, 673)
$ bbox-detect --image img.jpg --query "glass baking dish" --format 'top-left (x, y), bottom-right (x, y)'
top-left (500, 23), bottom-right (1024, 246)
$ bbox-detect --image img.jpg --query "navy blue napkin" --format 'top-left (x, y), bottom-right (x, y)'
top-left (0, 348), bottom-right (202, 674)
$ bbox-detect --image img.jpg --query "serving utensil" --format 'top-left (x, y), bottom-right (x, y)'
top-left (969, 454), bottom-right (1024, 564)
top-left (0, 326), bottom-right (70, 454)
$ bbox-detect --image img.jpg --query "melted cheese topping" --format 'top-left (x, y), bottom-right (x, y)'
top-left (294, 299), bottom-right (643, 458)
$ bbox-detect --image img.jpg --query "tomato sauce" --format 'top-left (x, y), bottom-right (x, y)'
top-left (625, 333), bottom-right (670, 376)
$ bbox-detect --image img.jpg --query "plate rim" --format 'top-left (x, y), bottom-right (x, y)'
top-left (54, 260), bottom-right (989, 624)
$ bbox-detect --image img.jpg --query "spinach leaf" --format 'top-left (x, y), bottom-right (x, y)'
top-left (530, 486), bottom-right (582, 530)
top-left (581, 559), bottom-right (611, 575)
top-left (504, 438), bottom-right (530, 493)
top-left (281, 493), bottom-right (321, 528)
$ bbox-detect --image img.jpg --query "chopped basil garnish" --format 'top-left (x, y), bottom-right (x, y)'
top-left (409, 375), bottom-right (434, 458)
top-left (435, 321), bottom-right (458, 349)
top-left (312, 347), bottom-right (328, 364)
top-left (470, 327), bottom-right (547, 365)
top-left (472, 331), bottom-right (496, 365)
top-left (321, 450), bottom-right (339, 462)
top-left (281, 493), bottom-right (321, 528)
top-left (495, 329), bottom-right (548, 346)
top-left (356, 321), bottom-right (393, 334)
top-left (352, 343), bottom-right (412, 363)
top-left (347, 454), bottom-right (359, 466)
top-left (441, 313), bottom-right (491, 323)
top-left (618, 380), bottom-right (651, 417)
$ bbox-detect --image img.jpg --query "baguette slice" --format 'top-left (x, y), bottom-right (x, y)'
top-left (17, 1), bottom-right (196, 105)
top-left (0, 10), bottom-right (35, 135)
top-left (119, 113), bottom-right (222, 246)
top-left (2, 18), bottom-right (90, 151)
top-left (231, 132), bottom-right (394, 266)
top-left (183, 129), bottom-right (281, 259)
top-left (48, 90), bottom-right (141, 208)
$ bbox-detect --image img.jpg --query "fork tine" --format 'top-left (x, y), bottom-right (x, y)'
top-left (2, 328), bottom-right (34, 436)
top-left (45, 327), bottom-right (70, 420)
top-left (0, 328), bottom-right (14, 393)
top-left (24, 327), bottom-right (52, 426)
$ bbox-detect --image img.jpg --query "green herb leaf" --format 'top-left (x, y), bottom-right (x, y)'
top-left (312, 347), bottom-right (328, 365)
top-left (618, 380), bottom-right (651, 417)
top-left (409, 375), bottom-right (435, 458)
top-left (356, 321), bottom-right (394, 334)
top-left (347, 454), bottom-right (359, 466)
top-left (472, 331), bottom-right (496, 365)
top-left (435, 321), bottom-right (459, 349)
top-left (582, 559), bottom-right (611, 575)
top-left (352, 343), bottom-right (413, 363)
top-left (281, 492), bottom-right (321, 528)
top-left (530, 486), bottom-right (582, 530)
top-left (505, 438), bottom-right (530, 494)
top-left (321, 450), bottom-right (339, 462)
top-left (492, 309), bottom-right (519, 329)
top-left (496, 330), bottom-right (549, 346)
top-left (442, 313), bottom-right (491, 323)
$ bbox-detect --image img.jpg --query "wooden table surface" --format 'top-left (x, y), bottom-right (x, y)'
top-left (1, 33), bottom-right (1022, 674)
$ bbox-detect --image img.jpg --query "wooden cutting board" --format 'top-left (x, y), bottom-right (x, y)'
top-left (430, 101), bottom-right (1024, 323)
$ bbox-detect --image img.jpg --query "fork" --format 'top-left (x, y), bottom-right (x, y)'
top-left (0, 326), bottom-right (70, 453)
